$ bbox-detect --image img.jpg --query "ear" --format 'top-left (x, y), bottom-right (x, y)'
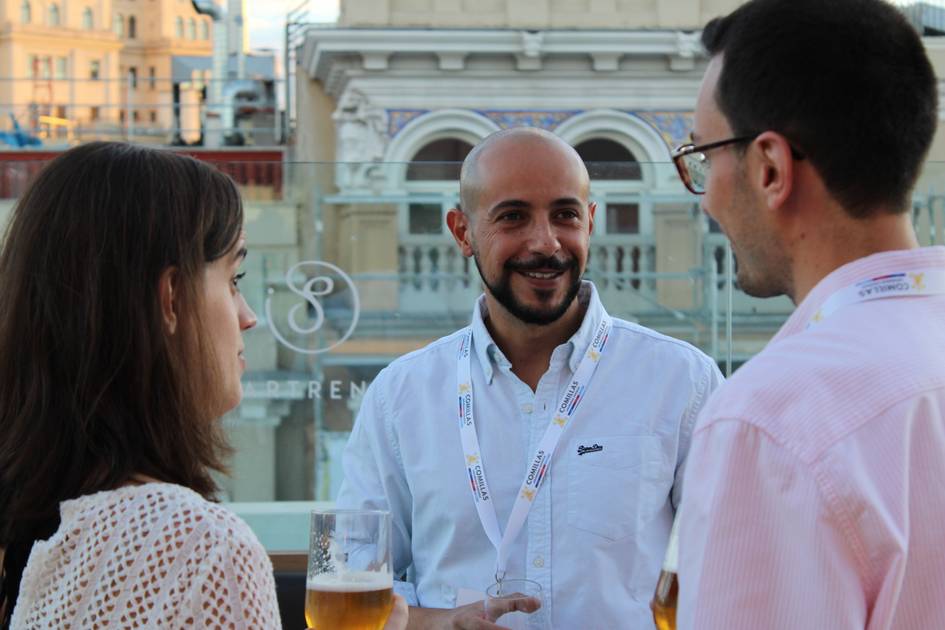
top-left (587, 201), bottom-right (597, 234)
top-left (752, 131), bottom-right (795, 212)
top-left (158, 266), bottom-right (179, 335)
top-left (446, 207), bottom-right (474, 257)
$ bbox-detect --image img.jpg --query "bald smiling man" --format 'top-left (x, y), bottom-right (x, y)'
top-left (337, 128), bottom-right (722, 629)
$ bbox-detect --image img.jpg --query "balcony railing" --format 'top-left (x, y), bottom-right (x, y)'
top-left (0, 148), bottom-right (285, 200)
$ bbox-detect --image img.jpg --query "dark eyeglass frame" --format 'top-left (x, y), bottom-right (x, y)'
top-left (672, 134), bottom-right (806, 195)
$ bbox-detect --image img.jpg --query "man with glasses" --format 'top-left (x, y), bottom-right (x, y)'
top-left (674, 0), bottom-right (945, 627)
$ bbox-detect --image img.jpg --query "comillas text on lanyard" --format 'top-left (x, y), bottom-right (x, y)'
top-left (807, 268), bottom-right (945, 327)
top-left (456, 316), bottom-right (612, 583)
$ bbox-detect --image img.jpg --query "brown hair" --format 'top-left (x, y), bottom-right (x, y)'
top-left (0, 142), bottom-right (244, 623)
top-left (701, 0), bottom-right (936, 217)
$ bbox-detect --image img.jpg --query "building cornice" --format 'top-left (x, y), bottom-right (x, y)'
top-left (122, 39), bottom-right (213, 57)
top-left (301, 27), bottom-right (703, 93)
top-left (0, 32), bottom-right (125, 52)
top-left (339, 76), bottom-right (703, 112)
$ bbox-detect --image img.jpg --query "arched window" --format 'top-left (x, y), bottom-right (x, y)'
top-left (187, 18), bottom-right (196, 40)
top-left (200, 19), bottom-right (210, 40)
top-left (128, 15), bottom-right (137, 38)
top-left (82, 7), bottom-right (93, 30)
top-left (403, 138), bottom-right (474, 235)
top-left (175, 16), bottom-right (184, 39)
top-left (114, 13), bottom-right (124, 36)
top-left (20, 0), bottom-right (31, 24)
top-left (406, 138), bottom-right (474, 181)
top-left (48, 3), bottom-right (60, 26)
top-left (574, 138), bottom-right (641, 181)
top-left (573, 138), bottom-right (644, 239)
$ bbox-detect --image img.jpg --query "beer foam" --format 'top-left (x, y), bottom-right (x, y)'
top-left (307, 571), bottom-right (393, 592)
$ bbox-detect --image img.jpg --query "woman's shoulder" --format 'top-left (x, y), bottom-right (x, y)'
top-left (62, 481), bottom-right (261, 549)
top-left (15, 482), bottom-right (276, 629)
top-left (65, 482), bottom-right (272, 592)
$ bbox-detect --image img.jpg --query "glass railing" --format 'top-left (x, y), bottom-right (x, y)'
top-left (3, 156), bottom-right (944, 549)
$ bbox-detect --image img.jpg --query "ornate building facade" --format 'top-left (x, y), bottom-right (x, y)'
top-left (280, 0), bottom-right (945, 501)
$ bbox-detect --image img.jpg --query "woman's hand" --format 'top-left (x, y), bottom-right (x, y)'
top-left (384, 594), bottom-right (409, 630)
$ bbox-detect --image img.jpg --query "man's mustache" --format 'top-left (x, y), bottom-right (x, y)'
top-left (504, 255), bottom-right (578, 272)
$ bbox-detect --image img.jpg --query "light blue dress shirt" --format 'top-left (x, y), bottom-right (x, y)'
top-left (337, 282), bottom-right (723, 628)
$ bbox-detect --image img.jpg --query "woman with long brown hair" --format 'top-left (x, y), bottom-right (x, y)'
top-left (0, 142), bottom-right (406, 628)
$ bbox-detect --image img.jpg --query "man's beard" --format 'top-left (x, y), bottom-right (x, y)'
top-left (721, 164), bottom-right (791, 300)
top-left (473, 252), bottom-right (582, 325)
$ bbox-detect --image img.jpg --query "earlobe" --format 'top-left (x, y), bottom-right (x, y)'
top-left (446, 207), bottom-right (474, 257)
top-left (158, 267), bottom-right (179, 335)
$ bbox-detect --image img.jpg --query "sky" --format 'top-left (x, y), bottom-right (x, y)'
top-left (246, 0), bottom-right (340, 54)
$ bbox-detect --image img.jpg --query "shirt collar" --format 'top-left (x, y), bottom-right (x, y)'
top-left (469, 280), bottom-right (606, 384)
top-left (772, 246), bottom-right (945, 344)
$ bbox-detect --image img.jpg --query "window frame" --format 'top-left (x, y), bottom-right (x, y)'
top-left (48, 3), bottom-right (60, 27)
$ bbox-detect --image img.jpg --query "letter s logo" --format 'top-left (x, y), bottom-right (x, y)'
top-left (265, 261), bottom-right (360, 355)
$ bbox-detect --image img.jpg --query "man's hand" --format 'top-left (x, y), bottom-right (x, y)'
top-left (407, 596), bottom-right (541, 630)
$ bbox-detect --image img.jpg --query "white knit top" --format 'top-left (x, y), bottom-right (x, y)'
top-left (10, 482), bottom-right (282, 629)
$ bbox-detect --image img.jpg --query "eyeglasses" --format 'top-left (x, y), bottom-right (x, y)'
top-left (671, 136), bottom-right (756, 195)
top-left (672, 134), bottom-right (806, 195)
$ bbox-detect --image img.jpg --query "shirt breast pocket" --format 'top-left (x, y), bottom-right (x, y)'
top-left (567, 435), bottom-right (665, 541)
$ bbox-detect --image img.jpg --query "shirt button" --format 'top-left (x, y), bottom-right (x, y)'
top-left (441, 583), bottom-right (455, 604)
top-left (522, 403), bottom-right (533, 414)
top-left (532, 555), bottom-right (544, 568)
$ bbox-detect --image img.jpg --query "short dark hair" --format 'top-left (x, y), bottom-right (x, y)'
top-left (702, 0), bottom-right (937, 217)
top-left (0, 142), bottom-right (243, 621)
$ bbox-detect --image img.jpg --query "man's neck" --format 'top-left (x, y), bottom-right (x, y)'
top-left (482, 292), bottom-right (587, 391)
top-left (790, 210), bottom-right (919, 304)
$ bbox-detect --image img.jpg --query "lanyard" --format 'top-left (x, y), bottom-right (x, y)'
top-left (808, 269), bottom-right (945, 327)
top-left (456, 316), bottom-right (612, 581)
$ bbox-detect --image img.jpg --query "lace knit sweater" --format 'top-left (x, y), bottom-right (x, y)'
top-left (10, 482), bottom-right (281, 629)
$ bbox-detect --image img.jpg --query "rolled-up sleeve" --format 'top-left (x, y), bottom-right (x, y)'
top-left (335, 374), bottom-right (418, 605)
top-left (678, 420), bottom-right (866, 629)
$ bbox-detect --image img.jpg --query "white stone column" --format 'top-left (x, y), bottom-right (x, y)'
top-left (338, 203), bottom-right (399, 311)
top-left (223, 399), bottom-right (293, 502)
top-left (653, 202), bottom-right (700, 309)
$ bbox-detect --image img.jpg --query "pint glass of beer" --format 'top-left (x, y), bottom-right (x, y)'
top-left (306, 509), bottom-right (393, 630)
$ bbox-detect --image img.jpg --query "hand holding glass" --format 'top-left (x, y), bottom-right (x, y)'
top-left (484, 578), bottom-right (548, 630)
top-left (306, 509), bottom-right (393, 630)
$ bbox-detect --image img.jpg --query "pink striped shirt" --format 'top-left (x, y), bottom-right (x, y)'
top-left (678, 246), bottom-right (945, 629)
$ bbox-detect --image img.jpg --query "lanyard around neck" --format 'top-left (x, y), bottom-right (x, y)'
top-left (808, 268), bottom-right (945, 327)
top-left (456, 316), bottom-right (612, 581)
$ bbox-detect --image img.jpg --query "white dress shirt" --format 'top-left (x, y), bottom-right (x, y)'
top-left (679, 247), bottom-right (945, 629)
top-left (338, 281), bottom-right (722, 628)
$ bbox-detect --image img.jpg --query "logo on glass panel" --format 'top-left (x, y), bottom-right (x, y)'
top-left (265, 261), bottom-right (360, 355)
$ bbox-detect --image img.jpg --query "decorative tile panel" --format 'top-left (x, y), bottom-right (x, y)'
top-left (386, 108), bottom-right (695, 150)
top-left (476, 110), bottom-right (582, 131)
top-left (388, 109), bottom-right (430, 137)
top-left (632, 111), bottom-right (694, 150)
